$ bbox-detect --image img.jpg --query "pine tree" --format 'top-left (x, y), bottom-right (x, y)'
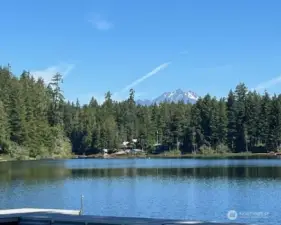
top-left (125, 89), bottom-right (136, 141)
top-left (226, 90), bottom-right (236, 152)
top-left (9, 78), bottom-right (28, 145)
top-left (150, 104), bottom-right (158, 145)
top-left (245, 91), bottom-right (261, 150)
top-left (48, 73), bottom-right (64, 126)
top-left (266, 95), bottom-right (281, 151)
top-left (209, 98), bottom-right (220, 149)
top-left (258, 91), bottom-right (270, 145)
top-left (217, 98), bottom-right (228, 145)
top-left (0, 100), bottom-right (10, 152)
top-left (200, 94), bottom-right (212, 144)
top-left (0, 66), bottom-right (12, 112)
top-left (190, 99), bottom-right (203, 152)
top-left (233, 83), bottom-right (248, 152)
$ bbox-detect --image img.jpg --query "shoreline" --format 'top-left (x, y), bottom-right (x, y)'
top-left (0, 152), bottom-right (277, 162)
top-left (75, 152), bottom-right (275, 159)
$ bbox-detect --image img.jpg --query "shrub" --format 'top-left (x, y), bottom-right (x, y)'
top-left (49, 126), bottom-right (72, 158)
top-left (8, 143), bottom-right (29, 160)
top-left (216, 143), bottom-right (230, 154)
top-left (162, 149), bottom-right (181, 156)
top-left (199, 145), bottom-right (214, 155)
top-left (0, 139), bottom-right (11, 154)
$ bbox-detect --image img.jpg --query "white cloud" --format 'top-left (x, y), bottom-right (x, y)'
top-left (30, 63), bottom-right (75, 84)
top-left (89, 14), bottom-right (113, 31)
top-left (252, 75), bottom-right (281, 91)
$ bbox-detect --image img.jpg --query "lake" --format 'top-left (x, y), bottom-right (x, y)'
top-left (0, 158), bottom-right (280, 225)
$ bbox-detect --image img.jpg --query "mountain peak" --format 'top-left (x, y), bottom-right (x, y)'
top-left (136, 89), bottom-right (199, 106)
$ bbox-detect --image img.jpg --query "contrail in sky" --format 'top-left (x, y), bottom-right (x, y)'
top-left (121, 62), bottom-right (171, 92)
top-left (113, 50), bottom-right (188, 98)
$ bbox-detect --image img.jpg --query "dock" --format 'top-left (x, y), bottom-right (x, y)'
top-left (0, 208), bottom-right (247, 225)
top-left (0, 208), bottom-right (80, 215)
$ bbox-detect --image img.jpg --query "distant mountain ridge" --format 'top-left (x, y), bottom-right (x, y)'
top-left (136, 89), bottom-right (199, 106)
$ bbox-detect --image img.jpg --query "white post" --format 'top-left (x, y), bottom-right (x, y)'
top-left (80, 195), bottom-right (84, 215)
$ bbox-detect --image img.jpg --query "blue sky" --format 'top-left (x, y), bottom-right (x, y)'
top-left (1, 0), bottom-right (281, 104)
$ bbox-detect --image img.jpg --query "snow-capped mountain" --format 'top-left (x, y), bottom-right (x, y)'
top-left (136, 89), bottom-right (199, 106)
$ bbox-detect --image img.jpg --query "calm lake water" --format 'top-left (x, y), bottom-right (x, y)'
top-left (0, 158), bottom-right (280, 225)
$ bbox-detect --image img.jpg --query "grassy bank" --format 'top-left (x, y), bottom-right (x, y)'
top-left (79, 151), bottom-right (272, 159)
top-left (0, 151), bottom-right (274, 162)
top-left (150, 152), bottom-right (269, 158)
top-left (0, 153), bottom-right (74, 162)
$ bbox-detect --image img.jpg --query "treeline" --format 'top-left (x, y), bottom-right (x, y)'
top-left (0, 66), bottom-right (71, 159)
top-left (1, 65), bottom-right (281, 158)
top-left (64, 80), bottom-right (281, 155)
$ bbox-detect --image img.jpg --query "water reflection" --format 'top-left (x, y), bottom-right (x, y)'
top-left (0, 159), bottom-right (281, 183)
top-left (0, 161), bottom-right (70, 183)
top-left (68, 166), bottom-right (281, 180)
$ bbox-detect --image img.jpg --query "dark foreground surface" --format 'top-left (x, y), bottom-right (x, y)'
top-left (0, 212), bottom-right (247, 225)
